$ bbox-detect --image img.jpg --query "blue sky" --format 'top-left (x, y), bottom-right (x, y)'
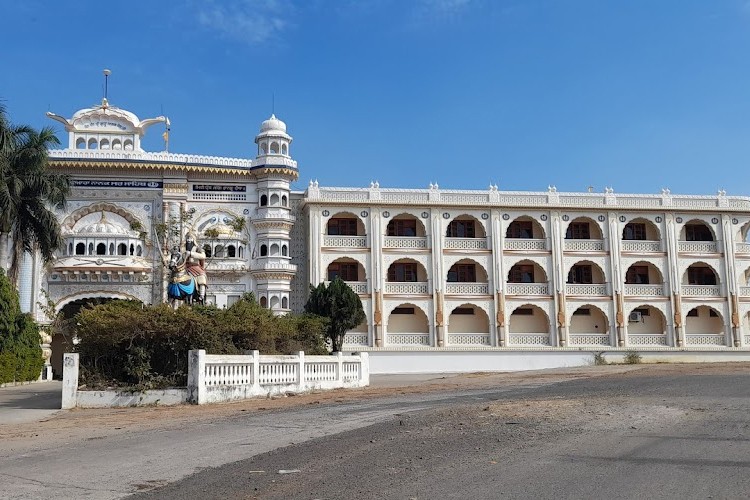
top-left (2, 0), bottom-right (750, 194)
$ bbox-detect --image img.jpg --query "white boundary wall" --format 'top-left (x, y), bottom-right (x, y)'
top-left (362, 349), bottom-right (750, 374)
top-left (62, 351), bottom-right (370, 408)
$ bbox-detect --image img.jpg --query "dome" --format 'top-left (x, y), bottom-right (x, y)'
top-left (259, 114), bottom-right (287, 134)
top-left (77, 213), bottom-right (134, 236)
top-left (70, 100), bottom-right (140, 131)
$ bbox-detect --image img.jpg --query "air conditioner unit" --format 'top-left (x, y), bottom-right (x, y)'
top-left (628, 311), bottom-right (642, 323)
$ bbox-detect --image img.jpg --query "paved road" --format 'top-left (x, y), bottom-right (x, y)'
top-left (130, 365), bottom-right (750, 500)
top-left (2, 365), bottom-right (749, 499)
top-left (0, 381), bottom-right (61, 425)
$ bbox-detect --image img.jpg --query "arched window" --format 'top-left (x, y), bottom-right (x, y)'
top-left (260, 244), bottom-right (268, 257)
top-left (129, 243), bottom-right (135, 256)
top-left (282, 245), bottom-right (288, 256)
top-left (118, 243), bottom-right (127, 256)
top-left (261, 143), bottom-right (268, 155)
top-left (270, 142), bottom-right (279, 154)
top-left (68, 242), bottom-right (73, 255)
top-left (88, 243), bottom-right (94, 255)
top-left (214, 245), bottom-right (225, 258)
top-left (282, 297), bottom-right (288, 309)
top-left (281, 195), bottom-right (288, 206)
top-left (281, 144), bottom-right (288, 155)
top-left (87, 138), bottom-right (98, 150)
top-left (227, 245), bottom-right (236, 258)
top-left (270, 244), bottom-right (279, 256)
top-left (136, 245), bottom-right (142, 256)
top-left (112, 139), bottom-right (122, 150)
top-left (270, 296), bottom-right (280, 308)
top-left (238, 246), bottom-right (244, 258)
top-left (76, 243), bottom-right (85, 255)
top-left (123, 139), bottom-right (133, 150)
top-left (100, 139), bottom-right (110, 150)
top-left (202, 244), bottom-right (212, 258)
top-left (270, 194), bottom-right (280, 205)
top-left (260, 194), bottom-right (268, 206)
top-left (108, 243), bottom-right (115, 255)
top-left (76, 138), bottom-right (85, 149)
top-left (260, 296), bottom-right (268, 308)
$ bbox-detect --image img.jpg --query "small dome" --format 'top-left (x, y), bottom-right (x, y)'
top-left (259, 114), bottom-right (287, 134)
top-left (77, 213), bottom-right (134, 236)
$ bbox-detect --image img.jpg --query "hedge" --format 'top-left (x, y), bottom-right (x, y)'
top-left (73, 294), bottom-right (328, 389)
top-left (0, 270), bottom-right (44, 384)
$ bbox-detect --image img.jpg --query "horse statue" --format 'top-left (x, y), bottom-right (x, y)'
top-left (167, 247), bottom-right (201, 308)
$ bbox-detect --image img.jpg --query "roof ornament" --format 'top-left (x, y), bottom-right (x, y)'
top-left (605, 187), bottom-right (614, 194)
top-left (717, 189), bottom-right (726, 197)
top-left (548, 185), bottom-right (557, 193)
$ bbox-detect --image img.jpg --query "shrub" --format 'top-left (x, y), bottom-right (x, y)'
top-left (623, 350), bottom-right (642, 365)
top-left (0, 270), bottom-right (43, 384)
top-left (73, 294), bottom-right (328, 388)
top-left (593, 352), bottom-right (607, 366)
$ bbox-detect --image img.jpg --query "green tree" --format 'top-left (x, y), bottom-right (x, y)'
top-left (0, 269), bottom-right (42, 383)
top-left (304, 277), bottom-right (365, 352)
top-left (0, 103), bottom-right (70, 283)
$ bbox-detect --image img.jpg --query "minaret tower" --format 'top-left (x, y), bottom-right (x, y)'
top-left (249, 115), bottom-right (298, 314)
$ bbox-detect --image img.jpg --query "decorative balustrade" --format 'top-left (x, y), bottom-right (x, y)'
top-left (444, 237), bottom-right (488, 250)
top-left (745, 335), bottom-right (750, 346)
top-left (627, 334), bottom-right (667, 346)
top-left (736, 242), bottom-right (750, 254)
top-left (343, 333), bottom-right (369, 346)
top-left (740, 286), bottom-right (750, 297)
top-left (446, 333), bottom-right (491, 346)
top-left (383, 236), bottom-right (428, 249)
top-left (564, 239), bottom-right (605, 252)
top-left (684, 334), bottom-right (727, 346)
top-left (621, 240), bottom-right (662, 253)
top-left (325, 281), bottom-right (367, 294)
top-left (678, 241), bottom-right (718, 253)
top-left (249, 260), bottom-right (297, 273)
top-left (568, 334), bottom-right (610, 346)
top-left (255, 207), bottom-right (296, 222)
top-left (507, 333), bottom-right (551, 346)
top-left (623, 284), bottom-right (664, 296)
top-left (681, 284), bottom-right (721, 297)
top-left (506, 282), bottom-right (549, 296)
top-left (445, 282), bottom-right (490, 295)
top-left (323, 235), bottom-right (367, 248)
top-left (386, 333), bottom-right (431, 346)
top-left (565, 283), bottom-right (608, 295)
top-left (504, 238), bottom-right (547, 251)
top-left (385, 281), bottom-right (429, 294)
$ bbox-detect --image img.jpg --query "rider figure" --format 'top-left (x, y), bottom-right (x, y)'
top-left (184, 232), bottom-right (207, 304)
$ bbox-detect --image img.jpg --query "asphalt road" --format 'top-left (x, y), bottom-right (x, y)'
top-left (130, 365), bottom-right (750, 500)
top-left (2, 365), bottom-right (749, 499)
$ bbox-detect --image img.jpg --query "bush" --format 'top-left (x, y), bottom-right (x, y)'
top-left (623, 350), bottom-right (642, 365)
top-left (74, 295), bottom-right (328, 388)
top-left (593, 352), bottom-right (607, 366)
top-left (0, 270), bottom-right (43, 384)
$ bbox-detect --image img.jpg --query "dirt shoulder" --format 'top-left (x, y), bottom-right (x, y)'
top-left (1, 362), bottom-right (745, 455)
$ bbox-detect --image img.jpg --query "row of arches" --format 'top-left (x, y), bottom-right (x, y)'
top-left (326, 257), bottom-right (727, 287)
top-left (325, 211), bottom-right (731, 242)
top-left (64, 241), bottom-right (143, 257)
top-left (202, 243), bottom-right (245, 259)
top-left (259, 192), bottom-right (289, 207)
top-left (259, 243), bottom-right (289, 257)
top-left (75, 137), bottom-right (134, 150)
top-left (258, 295), bottom-right (290, 310)
top-left (259, 141), bottom-right (289, 156)
top-left (378, 303), bottom-right (726, 336)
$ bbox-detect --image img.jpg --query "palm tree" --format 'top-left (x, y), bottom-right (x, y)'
top-left (0, 103), bottom-right (70, 284)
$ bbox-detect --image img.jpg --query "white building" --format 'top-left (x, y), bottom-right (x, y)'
top-left (18, 92), bottom-right (750, 376)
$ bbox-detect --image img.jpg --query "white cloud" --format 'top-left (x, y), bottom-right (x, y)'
top-left (195, 0), bottom-right (292, 45)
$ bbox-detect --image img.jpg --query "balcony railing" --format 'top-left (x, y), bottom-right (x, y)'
top-left (678, 241), bottom-right (718, 253)
top-left (506, 282), bottom-right (549, 296)
top-left (684, 334), bottom-right (727, 346)
top-left (383, 236), bottom-right (428, 249)
top-left (564, 239), bottom-right (605, 252)
top-left (627, 334), bottom-right (667, 346)
top-left (506, 333), bottom-right (551, 346)
top-left (565, 283), bottom-right (608, 295)
top-left (504, 238), bottom-right (547, 251)
top-left (736, 242), bottom-right (750, 254)
top-left (249, 260), bottom-right (297, 273)
top-left (445, 282), bottom-right (490, 295)
top-left (568, 334), bottom-right (610, 346)
top-left (681, 284), bottom-right (721, 297)
top-left (444, 237), bottom-right (488, 250)
top-left (446, 333), bottom-right (491, 346)
top-left (385, 282), bottom-right (429, 294)
top-left (623, 284), bottom-right (665, 296)
top-left (621, 240), bottom-right (662, 253)
top-left (325, 281), bottom-right (368, 294)
top-left (255, 207), bottom-right (296, 222)
top-left (386, 333), bottom-right (431, 346)
top-left (323, 235), bottom-right (367, 248)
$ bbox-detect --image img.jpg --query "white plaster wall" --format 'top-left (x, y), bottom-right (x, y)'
top-left (387, 307), bottom-right (429, 333)
top-left (569, 307), bottom-right (609, 333)
top-left (685, 306), bottom-right (724, 334)
top-left (447, 308), bottom-right (489, 333)
top-left (508, 308), bottom-right (549, 333)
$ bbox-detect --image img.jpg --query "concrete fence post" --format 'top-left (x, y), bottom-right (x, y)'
top-left (187, 349), bottom-right (206, 405)
top-left (359, 352), bottom-right (370, 386)
top-left (298, 351), bottom-right (305, 391)
top-left (252, 350), bottom-right (260, 393)
top-left (336, 351), bottom-right (344, 384)
top-left (61, 353), bottom-right (79, 409)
